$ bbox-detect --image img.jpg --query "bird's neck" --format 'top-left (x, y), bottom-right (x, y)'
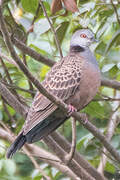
top-left (70, 45), bottom-right (87, 53)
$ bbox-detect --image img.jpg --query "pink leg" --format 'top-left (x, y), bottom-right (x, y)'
top-left (67, 104), bottom-right (77, 117)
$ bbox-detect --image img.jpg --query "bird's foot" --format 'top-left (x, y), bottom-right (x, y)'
top-left (79, 113), bottom-right (88, 124)
top-left (67, 104), bottom-right (77, 117)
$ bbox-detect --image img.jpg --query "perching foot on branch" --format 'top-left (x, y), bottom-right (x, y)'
top-left (64, 117), bottom-right (76, 165)
top-left (67, 104), bottom-right (77, 117)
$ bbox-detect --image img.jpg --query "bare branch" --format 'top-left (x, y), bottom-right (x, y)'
top-left (0, 82), bottom-right (94, 178)
top-left (98, 91), bottom-right (120, 174)
top-left (0, 6), bottom-right (120, 167)
top-left (110, 0), bottom-right (120, 26)
top-left (26, 3), bottom-right (41, 35)
top-left (0, 81), bottom-right (28, 118)
top-left (10, 37), bottom-right (120, 92)
top-left (0, 58), bottom-right (24, 103)
top-left (0, 127), bottom-right (77, 179)
top-left (11, 37), bottom-right (120, 91)
top-left (11, 36), bottom-right (55, 67)
top-left (101, 77), bottom-right (120, 90)
top-left (0, 51), bottom-right (18, 67)
top-left (64, 117), bottom-right (76, 164)
top-left (39, 0), bottom-right (63, 59)
top-left (0, 81), bottom-right (105, 179)
top-left (51, 132), bottom-right (105, 180)
top-left (1, 80), bottom-right (35, 95)
top-left (44, 136), bottom-right (94, 180)
top-left (23, 148), bottom-right (51, 180)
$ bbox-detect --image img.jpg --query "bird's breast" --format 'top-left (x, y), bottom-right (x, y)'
top-left (67, 60), bottom-right (101, 110)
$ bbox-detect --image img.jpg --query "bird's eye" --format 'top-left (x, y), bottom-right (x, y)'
top-left (80, 34), bottom-right (87, 38)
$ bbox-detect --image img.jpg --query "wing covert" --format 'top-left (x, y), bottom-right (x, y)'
top-left (23, 54), bottom-right (83, 134)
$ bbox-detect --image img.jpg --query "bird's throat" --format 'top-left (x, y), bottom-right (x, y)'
top-left (70, 45), bottom-right (85, 53)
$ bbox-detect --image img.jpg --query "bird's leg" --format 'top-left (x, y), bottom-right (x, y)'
top-left (67, 104), bottom-right (77, 117)
top-left (64, 117), bottom-right (76, 165)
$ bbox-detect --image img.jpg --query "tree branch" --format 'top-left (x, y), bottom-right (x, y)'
top-left (11, 36), bottom-right (55, 67)
top-left (0, 81), bottom-right (28, 118)
top-left (0, 4), bottom-right (120, 167)
top-left (12, 37), bottom-right (120, 90)
top-left (98, 91), bottom-right (120, 174)
top-left (0, 73), bottom-right (104, 179)
top-left (101, 77), bottom-right (120, 90)
top-left (50, 131), bottom-right (105, 180)
top-left (0, 127), bottom-right (77, 180)
top-left (23, 147), bottom-right (51, 180)
top-left (110, 0), bottom-right (120, 26)
top-left (39, 0), bottom-right (63, 59)
top-left (64, 117), bottom-right (76, 164)
top-left (44, 136), bottom-right (94, 180)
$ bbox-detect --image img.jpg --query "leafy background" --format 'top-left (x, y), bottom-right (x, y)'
top-left (0, 0), bottom-right (120, 179)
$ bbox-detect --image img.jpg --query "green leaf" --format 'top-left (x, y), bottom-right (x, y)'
top-left (34, 18), bottom-right (51, 35)
top-left (105, 30), bottom-right (120, 54)
top-left (56, 22), bottom-right (69, 44)
top-left (83, 101), bottom-right (105, 119)
top-left (105, 161), bottom-right (115, 174)
top-left (3, 159), bottom-right (16, 175)
top-left (21, 0), bottom-right (39, 14)
top-left (0, 160), bottom-right (3, 171)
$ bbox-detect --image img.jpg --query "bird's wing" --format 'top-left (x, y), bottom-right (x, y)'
top-left (23, 54), bottom-right (83, 134)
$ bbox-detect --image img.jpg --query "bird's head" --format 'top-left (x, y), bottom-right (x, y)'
top-left (70, 29), bottom-right (97, 48)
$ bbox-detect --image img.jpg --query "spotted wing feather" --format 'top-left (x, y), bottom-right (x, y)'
top-left (23, 54), bottom-right (83, 134)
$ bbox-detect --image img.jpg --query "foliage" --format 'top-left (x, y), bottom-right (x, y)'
top-left (0, 0), bottom-right (120, 179)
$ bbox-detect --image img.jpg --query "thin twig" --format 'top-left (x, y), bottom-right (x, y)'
top-left (0, 81), bottom-right (28, 118)
top-left (12, 36), bottom-right (55, 67)
top-left (51, 131), bottom-right (105, 180)
top-left (2, 81), bottom-right (35, 94)
top-left (0, 52), bottom-right (18, 67)
top-left (26, 2), bottom-right (41, 35)
top-left (64, 118), bottom-right (76, 164)
top-left (22, 54), bottom-right (34, 98)
top-left (0, 58), bottom-right (23, 103)
top-left (0, 126), bottom-right (81, 179)
top-left (7, 6), bottom-right (35, 98)
top-left (11, 37), bottom-right (120, 91)
top-left (23, 148), bottom-right (51, 180)
top-left (0, 81), bottom-right (105, 179)
top-left (44, 136), bottom-right (94, 180)
top-left (98, 91), bottom-right (120, 174)
top-left (110, 0), bottom-right (120, 26)
top-left (0, 5), bottom-right (120, 166)
top-left (39, 0), bottom-right (63, 59)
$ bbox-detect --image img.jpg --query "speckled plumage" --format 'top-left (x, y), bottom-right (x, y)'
top-left (6, 29), bottom-right (101, 158)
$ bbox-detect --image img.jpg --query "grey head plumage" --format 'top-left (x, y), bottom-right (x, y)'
top-left (70, 29), bottom-right (97, 48)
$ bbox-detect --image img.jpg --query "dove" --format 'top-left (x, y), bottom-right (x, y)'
top-left (6, 29), bottom-right (101, 158)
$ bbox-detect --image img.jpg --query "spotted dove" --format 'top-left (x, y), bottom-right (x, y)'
top-left (6, 29), bottom-right (101, 158)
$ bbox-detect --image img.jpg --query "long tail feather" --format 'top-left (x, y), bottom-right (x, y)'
top-left (6, 112), bottom-right (67, 158)
top-left (6, 132), bottom-right (26, 159)
top-left (26, 116), bottom-right (67, 143)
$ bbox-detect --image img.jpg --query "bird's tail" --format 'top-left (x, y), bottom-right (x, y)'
top-left (6, 112), bottom-right (67, 158)
top-left (6, 132), bottom-right (26, 159)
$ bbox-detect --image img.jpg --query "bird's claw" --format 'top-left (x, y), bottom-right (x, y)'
top-left (67, 105), bottom-right (77, 117)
